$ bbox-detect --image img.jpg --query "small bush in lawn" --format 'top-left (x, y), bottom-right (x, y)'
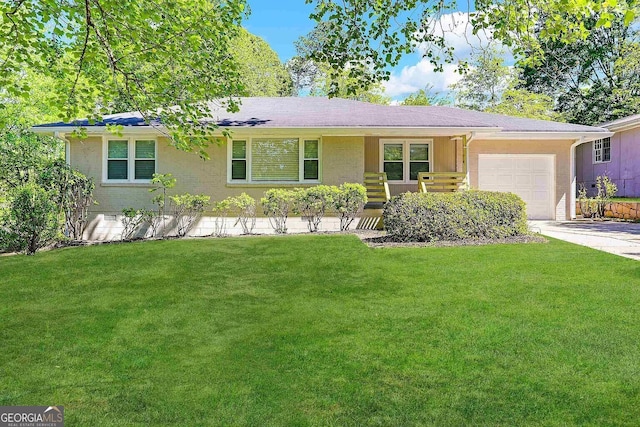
top-left (1, 183), bottom-right (60, 254)
top-left (170, 193), bottom-right (210, 237)
top-left (384, 190), bottom-right (528, 242)
top-left (262, 189), bottom-right (297, 234)
top-left (333, 183), bottom-right (367, 231)
top-left (228, 193), bottom-right (257, 234)
top-left (295, 185), bottom-right (337, 232)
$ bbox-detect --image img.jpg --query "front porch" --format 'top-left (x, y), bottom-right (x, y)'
top-left (363, 135), bottom-right (471, 197)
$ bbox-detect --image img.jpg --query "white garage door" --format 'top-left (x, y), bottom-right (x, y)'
top-left (478, 154), bottom-right (555, 220)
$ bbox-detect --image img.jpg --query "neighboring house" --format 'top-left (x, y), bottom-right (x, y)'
top-left (576, 114), bottom-right (640, 197)
top-left (33, 97), bottom-right (609, 240)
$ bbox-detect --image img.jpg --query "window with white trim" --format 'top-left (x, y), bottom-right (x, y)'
top-left (380, 139), bottom-right (431, 182)
top-left (593, 137), bottom-right (611, 163)
top-left (104, 138), bottom-right (157, 182)
top-left (229, 138), bottom-right (321, 183)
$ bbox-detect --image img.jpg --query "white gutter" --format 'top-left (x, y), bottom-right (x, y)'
top-left (479, 131), bottom-right (613, 140)
top-left (32, 125), bottom-right (504, 138)
top-left (569, 137), bottom-right (586, 219)
top-left (465, 132), bottom-right (476, 187)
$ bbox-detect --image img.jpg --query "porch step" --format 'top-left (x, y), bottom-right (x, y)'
top-left (356, 208), bottom-right (384, 230)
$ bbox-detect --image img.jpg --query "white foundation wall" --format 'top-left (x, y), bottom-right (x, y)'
top-left (83, 214), bottom-right (353, 241)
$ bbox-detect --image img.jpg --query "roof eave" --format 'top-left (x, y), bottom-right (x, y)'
top-left (32, 125), bottom-right (503, 137)
top-left (478, 131), bottom-right (613, 142)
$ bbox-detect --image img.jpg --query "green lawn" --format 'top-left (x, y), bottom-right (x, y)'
top-left (1, 235), bottom-right (639, 426)
top-left (611, 197), bottom-right (640, 202)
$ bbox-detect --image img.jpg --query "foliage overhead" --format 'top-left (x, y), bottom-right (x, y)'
top-left (0, 0), bottom-right (248, 157)
top-left (305, 0), bottom-right (636, 96)
top-left (519, 11), bottom-right (640, 124)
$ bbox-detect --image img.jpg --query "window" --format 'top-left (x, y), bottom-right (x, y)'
top-left (231, 140), bottom-right (247, 180)
top-left (303, 140), bottom-right (319, 180)
top-left (228, 138), bottom-right (321, 183)
top-left (381, 139), bottom-right (431, 182)
top-left (104, 138), bottom-right (156, 182)
top-left (593, 137), bottom-right (611, 163)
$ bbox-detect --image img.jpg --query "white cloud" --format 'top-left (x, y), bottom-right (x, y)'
top-left (383, 12), bottom-right (510, 99)
top-left (383, 61), bottom-right (462, 97)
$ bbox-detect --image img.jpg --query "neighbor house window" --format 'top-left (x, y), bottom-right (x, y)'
top-left (104, 138), bottom-right (157, 182)
top-left (228, 138), bottom-right (321, 183)
top-left (380, 139), bottom-right (432, 182)
top-left (593, 137), bottom-right (611, 163)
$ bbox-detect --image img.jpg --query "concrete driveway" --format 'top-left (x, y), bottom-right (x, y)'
top-left (530, 220), bottom-right (640, 260)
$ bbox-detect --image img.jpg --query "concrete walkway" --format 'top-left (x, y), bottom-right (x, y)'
top-left (530, 220), bottom-right (640, 261)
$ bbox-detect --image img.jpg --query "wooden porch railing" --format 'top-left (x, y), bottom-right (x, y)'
top-left (418, 172), bottom-right (468, 193)
top-left (364, 172), bottom-right (391, 203)
top-left (357, 172), bottom-right (390, 230)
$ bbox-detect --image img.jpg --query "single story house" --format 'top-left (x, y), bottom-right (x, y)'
top-left (34, 97), bottom-right (610, 239)
top-left (576, 114), bottom-right (640, 197)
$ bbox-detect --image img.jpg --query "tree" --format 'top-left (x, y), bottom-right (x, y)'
top-left (0, 0), bottom-right (248, 156)
top-left (305, 0), bottom-right (636, 96)
top-left (401, 85), bottom-right (450, 106)
top-left (450, 48), bottom-right (561, 121)
top-left (519, 11), bottom-right (640, 124)
top-left (309, 63), bottom-right (391, 104)
top-left (487, 85), bottom-right (563, 121)
top-left (287, 23), bottom-right (391, 104)
top-left (231, 29), bottom-right (294, 97)
top-left (450, 48), bottom-right (512, 111)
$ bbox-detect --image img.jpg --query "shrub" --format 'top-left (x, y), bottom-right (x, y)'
top-left (121, 207), bottom-right (145, 240)
top-left (333, 183), bottom-right (367, 231)
top-left (578, 184), bottom-right (596, 218)
top-left (1, 183), bottom-right (60, 254)
top-left (384, 190), bottom-right (528, 242)
top-left (262, 189), bottom-right (297, 234)
top-left (595, 174), bottom-right (617, 218)
top-left (39, 160), bottom-right (95, 240)
top-left (295, 185), bottom-right (337, 232)
top-left (169, 193), bottom-right (210, 237)
top-left (211, 198), bottom-right (231, 237)
top-left (149, 173), bottom-right (176, 236)
top-left (577, 175), bottom-right (618, 219)
top-left (228, 193), bottom-right (257, 234)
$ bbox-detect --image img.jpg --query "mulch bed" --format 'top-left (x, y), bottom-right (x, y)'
top-left (353, 230), bottom-right (547, 248)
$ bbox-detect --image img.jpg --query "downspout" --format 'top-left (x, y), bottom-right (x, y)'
top-left (54, 131), bottom-right (71, 165)
top-left (569, 137), bottom-right (585, 220)
top-left (464, 131), bottom-right (476, 188)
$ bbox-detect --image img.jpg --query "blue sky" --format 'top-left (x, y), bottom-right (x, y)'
top-left (243, 0), bottom-right (317, 62)
top-left (243, 1), bottom-right (492, 100)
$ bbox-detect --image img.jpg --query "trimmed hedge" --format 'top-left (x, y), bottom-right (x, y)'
top-left (383, 190), bottom-right (529, 242)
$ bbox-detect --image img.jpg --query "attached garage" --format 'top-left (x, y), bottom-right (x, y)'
top-left (478, 154), bottom-right (555, 220)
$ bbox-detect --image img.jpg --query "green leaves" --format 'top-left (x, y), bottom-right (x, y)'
top-left (0, 0), bottom-right (248, 154)
top-left (305, 0), bottom-right (638, 96)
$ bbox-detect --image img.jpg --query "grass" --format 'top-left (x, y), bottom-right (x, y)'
top-left (610, 197), bottom-right (640, 202)
top-left (1, 235), bottom-right (640, 426)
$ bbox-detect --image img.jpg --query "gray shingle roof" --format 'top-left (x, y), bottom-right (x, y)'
top-left (599, 113), bottom-right (640, 130)
top-left (34, 97), bottom-right (608, 133)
